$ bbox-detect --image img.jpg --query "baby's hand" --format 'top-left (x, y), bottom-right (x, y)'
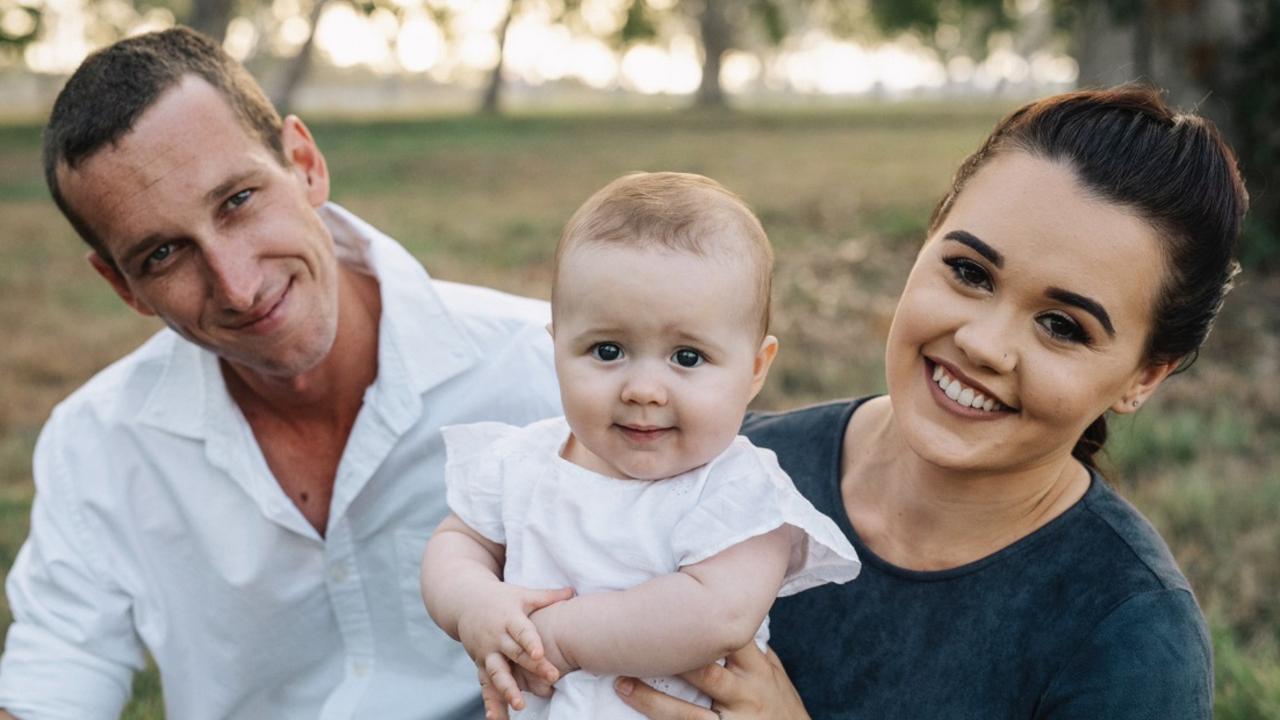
top-left (528, 600), bottom-right (577, 678)
top-left (457, 582), bottom-right (574, 713)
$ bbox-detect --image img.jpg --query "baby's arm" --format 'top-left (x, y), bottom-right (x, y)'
top-left (533, 525), bottom-right (792, 678)
top-left (421, 513), bottom-right (571, 714)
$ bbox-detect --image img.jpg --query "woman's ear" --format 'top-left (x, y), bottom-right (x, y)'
top-left (1112, 359), bottom-right (1180, 414)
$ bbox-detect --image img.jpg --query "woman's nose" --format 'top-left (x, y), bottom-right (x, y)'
top-left (953, 311), bottom-right (1018, 375)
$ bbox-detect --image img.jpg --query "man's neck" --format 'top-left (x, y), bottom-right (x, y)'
top-left (224, 266), bottom-right (382, 428)
top-left (220, 265), bottom-right (382, 536)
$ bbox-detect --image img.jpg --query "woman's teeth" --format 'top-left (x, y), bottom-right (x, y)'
top-left (931, 364), bottom-right (1007, 412)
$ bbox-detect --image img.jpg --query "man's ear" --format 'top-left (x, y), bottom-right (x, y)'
top-left (87, 251), bottom-right (155, 317)
top-left (1112, 359), bottom-right (1179, 414)
top-left (748, 335), bottom-right (780, 400)
top-left (280, 115), bottom-right (329, 207)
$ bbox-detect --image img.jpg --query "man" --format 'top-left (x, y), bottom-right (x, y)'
top-left (0, 27), bottom-right (563, 719)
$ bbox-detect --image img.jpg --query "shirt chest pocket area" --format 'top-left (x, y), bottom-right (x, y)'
top-left (395, 529), bottom-right (477, 676)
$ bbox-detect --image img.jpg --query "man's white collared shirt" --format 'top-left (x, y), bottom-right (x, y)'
top-left (0, 205), bottom-right (562, 719)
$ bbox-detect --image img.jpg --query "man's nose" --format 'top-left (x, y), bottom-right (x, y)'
top-left (202, 237), bottom-right (263, 313)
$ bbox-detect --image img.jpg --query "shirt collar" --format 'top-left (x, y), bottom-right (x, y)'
top-left (136, 202), bottom-right (483, 439)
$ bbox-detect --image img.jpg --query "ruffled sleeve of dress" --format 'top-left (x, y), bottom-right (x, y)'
top-left (440, 421), bottom-right (521, 545)
top-left (670, 437), bottom-right (860, 597)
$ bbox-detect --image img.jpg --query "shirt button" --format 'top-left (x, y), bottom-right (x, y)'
top-left (329, 562), bottom-right (349, 583)
top-left (352, 660), bottom-right (369, 677)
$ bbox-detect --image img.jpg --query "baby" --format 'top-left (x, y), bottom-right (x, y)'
top-left (421, 172), bottom-right (860, 720)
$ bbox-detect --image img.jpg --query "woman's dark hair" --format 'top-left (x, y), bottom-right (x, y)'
top-left (929, 86), bottom-right (1248, 470)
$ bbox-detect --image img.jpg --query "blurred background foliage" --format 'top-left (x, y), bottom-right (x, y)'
top-left (0, 0), bottom-right (1276, 716)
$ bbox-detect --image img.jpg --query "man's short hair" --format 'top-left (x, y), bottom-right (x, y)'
top-left (43, 26), bottom-right (285, 265)
top-left (554, 171), bottom-right (774, 337)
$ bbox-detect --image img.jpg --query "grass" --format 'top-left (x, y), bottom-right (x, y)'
top-left (0, 105), bottom-right (1276, 716)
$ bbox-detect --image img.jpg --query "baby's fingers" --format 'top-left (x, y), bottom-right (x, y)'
top-left (484, 653), bottom-right (525, 712)
top-left (506, 617), bottom-right (545, 661)
top-left (499, 631), bottom-right (557, 681)
top-left (477, 663), bottom-right (511, 720)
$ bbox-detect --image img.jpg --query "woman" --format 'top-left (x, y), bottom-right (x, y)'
top-left (614, 86), bottom-right (1247, 718)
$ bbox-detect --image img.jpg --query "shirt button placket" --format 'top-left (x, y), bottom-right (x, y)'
top-left (324, 518), bottom-right (375, 697)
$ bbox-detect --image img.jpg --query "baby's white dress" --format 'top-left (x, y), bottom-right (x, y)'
top-left (442, 417), bottom-right (861, 720)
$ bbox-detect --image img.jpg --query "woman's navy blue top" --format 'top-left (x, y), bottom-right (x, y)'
top-left (743, 398), bottom-right (1212, 719)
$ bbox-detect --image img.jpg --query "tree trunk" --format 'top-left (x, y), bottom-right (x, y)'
top-left (1071, 2), bottom-right (1138, 88)
top-left (190, 0), bottom-right (236, 43)
top-left (272, 0), bottom-right (331, 116)
top-left (694, 0), bottom-right (731, 109)
top-left (1133, 0), bottom-right (1154, 85)
top-left (480, 1), bottom-right (518, 115)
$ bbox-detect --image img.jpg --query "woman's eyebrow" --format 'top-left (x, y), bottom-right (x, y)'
top-left (1047, 287), bottom-right (1116, 337)
top-left (944, 230), bottom-right (1003, 267)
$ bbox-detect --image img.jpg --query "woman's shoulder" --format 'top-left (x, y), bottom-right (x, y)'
top-left (1073, 475), bottom-right (1194, 595)
top-left (743, 397), bottom-right (864, 436)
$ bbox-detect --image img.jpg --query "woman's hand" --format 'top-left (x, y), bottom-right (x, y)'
top-left (613, 643), bottom-right (810, 720)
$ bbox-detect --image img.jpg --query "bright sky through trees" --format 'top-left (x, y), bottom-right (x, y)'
top-left (17, 0), bottom-right (1078, 96)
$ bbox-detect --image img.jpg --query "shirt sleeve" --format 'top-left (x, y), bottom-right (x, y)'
top-left (670, 440), bottom-right (859, 595)
top-left (441, 422), bottom-right (519, 545)
top-left (1037, 588), bottom-right (1213, 720)
top-left (0, 414), bottom-right (146, 719)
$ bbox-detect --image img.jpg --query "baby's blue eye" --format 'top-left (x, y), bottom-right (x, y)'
top-left (672, 349), bottom-right (704, 368)
top-left (591, 343), bottom-right (623, 361)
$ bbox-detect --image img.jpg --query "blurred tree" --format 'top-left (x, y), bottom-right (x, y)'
top-left (481, 0), bottom-right (521, 114)
top-left (479, 0), bottom-right (583, 115)
top-left (272, 0), bottom-right (332, 115)
top-left (0, 0), bottom-right (41, 64)
top-left (1056, 0), bottom-right (1276, 271)
top-left (608, 0), bottom-right (1016, 110)
top-left (1228, 0), bottom-right (1279, 270)
top-left (190, 0), bottom-right (236, 41)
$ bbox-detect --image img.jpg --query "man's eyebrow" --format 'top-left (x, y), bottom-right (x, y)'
top-left (1047, 287), bottom-right (1116, 337)
top-left (205, 170), bottom-right (257, 205)
top-left (943, 230), bottom-right (1003, 268)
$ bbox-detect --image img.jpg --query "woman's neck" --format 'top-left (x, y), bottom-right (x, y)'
top-left (842, 396), bottom-right (1091, 571)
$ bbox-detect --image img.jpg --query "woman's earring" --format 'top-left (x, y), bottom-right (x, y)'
top-left (1131, 400), bottom-right (1140, 408)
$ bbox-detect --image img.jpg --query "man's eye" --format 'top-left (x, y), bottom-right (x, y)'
top-left (590, 343), bottom-right (623, 362)
top-left (226, 189), bottom-right (252, 210)
top-left (143, 243), bottom-right (176, 271)
top-left (672, 349), bottom-right (704, 368)
top-left (944, 257), bottom-right (992, 291)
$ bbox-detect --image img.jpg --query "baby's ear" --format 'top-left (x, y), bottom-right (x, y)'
top-left (749, 335), bottom-right (780, 399)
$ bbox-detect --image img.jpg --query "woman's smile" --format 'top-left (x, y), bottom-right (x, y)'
top-left (924, 358), bottom-right (1015, 418)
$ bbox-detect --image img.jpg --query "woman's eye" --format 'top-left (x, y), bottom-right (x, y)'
top-left (672, 349), bottom-right (704, 368)
top-left (590, 343), bottom-right (623, 362)
top-left (1038, 312), bottom-right (1092, 344)
top-left (225, 189), bottom-right (252, 210)
top-left (944, 257), bottom-right (992, 291)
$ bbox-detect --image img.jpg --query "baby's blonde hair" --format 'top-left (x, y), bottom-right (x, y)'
top-left (553, 171), bottom-right (773, 337)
